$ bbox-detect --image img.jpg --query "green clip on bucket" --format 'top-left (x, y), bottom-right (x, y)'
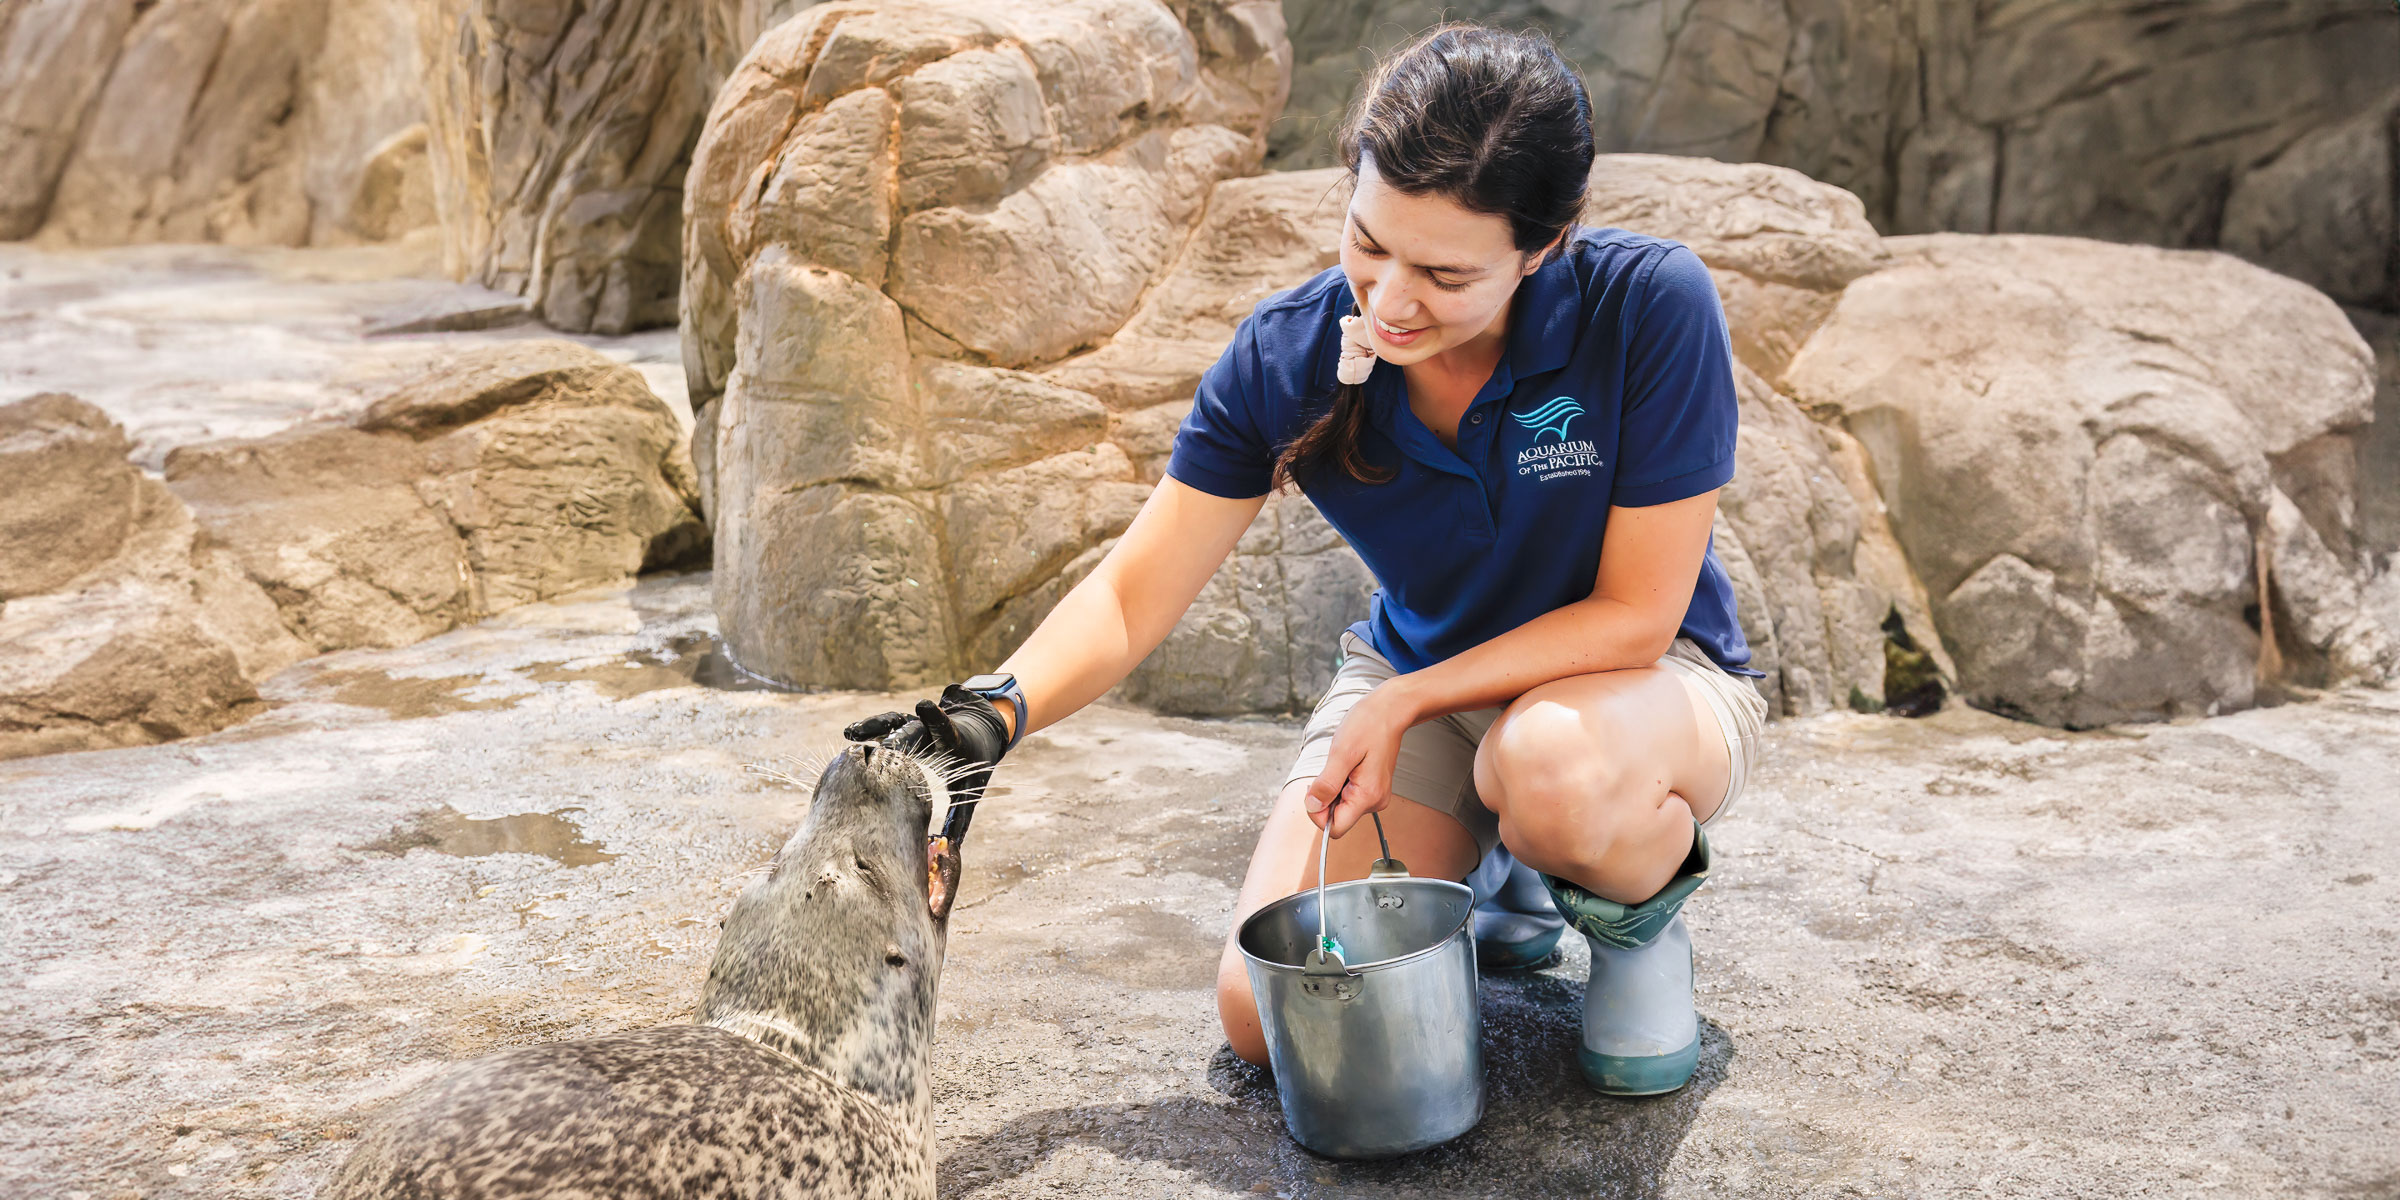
top-left (1236, 813), bottom-right (1485, 1159)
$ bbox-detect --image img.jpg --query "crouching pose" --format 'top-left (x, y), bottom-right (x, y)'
top-left (846, 22), bottom-right (1766, 1098)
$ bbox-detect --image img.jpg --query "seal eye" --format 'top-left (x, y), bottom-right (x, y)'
top-left (884, 946), bottom-right (907, 967)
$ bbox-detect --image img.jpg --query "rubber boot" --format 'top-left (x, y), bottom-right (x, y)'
top-left (1466, 843), bottom-right (1565, 970)
top-left (1541, 822), bottom-right (1710, 1096)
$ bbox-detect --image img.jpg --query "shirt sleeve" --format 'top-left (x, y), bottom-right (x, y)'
top-left (1164, 313), bottom-right (1276, 499)
top-left (1609, 245), bottom-right (1739, 508)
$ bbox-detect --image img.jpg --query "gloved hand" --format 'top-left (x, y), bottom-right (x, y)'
top-left (843, 684), bottom-right (1010, 838)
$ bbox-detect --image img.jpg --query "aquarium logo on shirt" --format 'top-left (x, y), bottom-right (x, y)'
top-left (1513, 396), bottom-right (1584, 441)
top-left (1511, 396), bottom-right (1602, 482)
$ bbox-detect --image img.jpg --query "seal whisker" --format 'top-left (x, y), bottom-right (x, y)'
top-left (743, 748), bottom-right (841, 792)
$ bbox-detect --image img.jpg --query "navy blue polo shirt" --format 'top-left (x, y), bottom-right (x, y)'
top-left (1164, 225), bottom-right (1759, 679)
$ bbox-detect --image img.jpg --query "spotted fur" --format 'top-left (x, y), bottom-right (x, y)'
top-left (327, 743), bottom-right (959, 1200)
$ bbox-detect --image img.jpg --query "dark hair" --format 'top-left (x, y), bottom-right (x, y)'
top-left (1271, 23), bottom-right (1595, 493)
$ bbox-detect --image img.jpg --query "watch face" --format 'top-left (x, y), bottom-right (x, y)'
top-left (961, 673), bottom-right (1014, 692)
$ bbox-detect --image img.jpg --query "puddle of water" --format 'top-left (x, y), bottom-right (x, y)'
top-left (526, 632), bottom-right (795, 699)
top-left (309, 669), bottom-right (523, 719)
top-left (362, 805), bottom-right (619, 866)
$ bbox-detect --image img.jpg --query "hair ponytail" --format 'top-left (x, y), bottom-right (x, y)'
top-left (1271, 300), bottom-right (1392, 492)
top-left (1269, 22), bottom-right (1595, 494)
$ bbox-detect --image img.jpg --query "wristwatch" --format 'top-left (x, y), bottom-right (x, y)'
top-left (961, 672), bottom-right (1028, 752)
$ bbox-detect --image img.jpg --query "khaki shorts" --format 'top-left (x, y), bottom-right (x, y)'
top-left (1284, 630), bottom-right (1769, 857)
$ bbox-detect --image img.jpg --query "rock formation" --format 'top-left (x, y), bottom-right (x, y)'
top-left (167, 341), bottom-right (708, 653)
top-left (1784, 234), bottom-right (2391, 726)
top-left (0, 0), bottom-right (432, 247)
top-left (684, 0), bottom-right (1296, 698)
top-left (689, 0), bottom-right (1969, 722)
top-left (415, 0), bottom-right (715, 332)
top-left (1277, 1), bottom-right (2400, 313)
top-left (0, 0), bottom-right (704, 329)
top-left (1576, 154), bottom-right (1947, 718)
top-left (0, 395), bottom-right (305, 759)
top-left (0, 346), bottom-right (706, 759)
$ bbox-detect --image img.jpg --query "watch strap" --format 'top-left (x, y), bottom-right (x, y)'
top-left (969, 676), bottom-right (1027, 752)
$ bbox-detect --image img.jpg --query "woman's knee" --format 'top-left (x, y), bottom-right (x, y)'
top-left (1481, 703), bottom-right (1629, 811)
top-left (1479, 703), bottom-right (1654, 877)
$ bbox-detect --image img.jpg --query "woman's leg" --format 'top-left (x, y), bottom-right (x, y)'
top-left (1213, 783), bottom-right (1479, 1065)
top-left (1470, 663), bottom-right (1729, 904)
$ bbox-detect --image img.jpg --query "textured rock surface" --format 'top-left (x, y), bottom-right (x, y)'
top-left (1274, 0), bottom-right (2400, 312)
top-left (0, 395), bottom-right (305, 759)
top-left (1585, 153), bottom-right (1888, 383)
top-left (0, 0), bottom-right (135, 239)
top-left (40, 0), bottom-right (327, 246)
top-left (165, 341), bottom-right (707, 654)
top-left (687, 0), bottom-right (1294, 695)
top-left (1786, 234), bottom-right (2394, 727)
top-left (10, 0), bottom-right (432, 248)
top-left (1713, 364), bottom-right (1947, 719)
top-left (415, 0), bottom-right (713, 332)
top-left (5, 572), bottom-right (2398, 1197)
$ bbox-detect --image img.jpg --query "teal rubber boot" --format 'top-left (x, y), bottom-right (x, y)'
top-left (1466, 844), bottom-right (1565, 970)
top-left (1541, 822), bottom-right (1710, 1096)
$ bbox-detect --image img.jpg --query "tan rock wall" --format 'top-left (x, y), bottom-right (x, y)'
top-left (0, 0), bottom-right (134, 239)
top-left (1277, 1), bottom-right (2400, 311)
top-left (1, 0), bottom-right (432, 247)
top-left (415, 0), bottom-right (714, 333)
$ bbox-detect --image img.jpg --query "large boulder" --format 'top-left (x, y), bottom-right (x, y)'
top-left (1785, 234), bottom-right (2394, 727)
top-left (686, 0), bottom-right (1293, 695)
top-left (166, 342), bottom-right (708, 653)
top-left (1586, 153), bottom-right (1889, 397)
top-left (0, 395), bottom-right (305, 760)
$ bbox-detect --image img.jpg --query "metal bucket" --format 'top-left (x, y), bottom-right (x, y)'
top-left (1236, 816), bottom-right (1484, 1159)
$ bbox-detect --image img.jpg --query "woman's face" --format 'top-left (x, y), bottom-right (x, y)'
top-left (1339, 153), bottom-right (1549, 368)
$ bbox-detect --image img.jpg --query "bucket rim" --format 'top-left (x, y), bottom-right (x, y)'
top-left (1235, 875), bottom-right (1473, 976)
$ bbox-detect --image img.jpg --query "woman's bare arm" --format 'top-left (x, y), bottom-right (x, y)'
top-left (993, 477), bottom-right (1267, 739)
top-left (1378, 489), bottom-right (1721, 722)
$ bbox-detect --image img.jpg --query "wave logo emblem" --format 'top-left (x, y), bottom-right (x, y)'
top-left (1511, 396), bottom-right (1584, 442)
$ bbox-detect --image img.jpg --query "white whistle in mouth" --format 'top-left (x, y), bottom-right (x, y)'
top-left (1336, 314), bottom-right (1377, 384)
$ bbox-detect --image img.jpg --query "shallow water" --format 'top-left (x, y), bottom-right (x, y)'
top-left (361, 805), bottom-right (620, 867)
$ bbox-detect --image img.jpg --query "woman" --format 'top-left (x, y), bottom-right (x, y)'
top-left (845, 22), bottom-right (1767, 1098)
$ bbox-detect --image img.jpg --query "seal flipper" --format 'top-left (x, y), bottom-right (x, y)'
top-left (927, 836), bottom-right (962, 921)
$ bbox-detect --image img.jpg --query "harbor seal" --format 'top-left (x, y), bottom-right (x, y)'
top-left (325, 740), bottom-right (966, 1200)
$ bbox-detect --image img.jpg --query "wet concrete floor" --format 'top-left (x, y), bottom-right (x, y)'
top-left (2, 572), bottom-right (2396, 1198)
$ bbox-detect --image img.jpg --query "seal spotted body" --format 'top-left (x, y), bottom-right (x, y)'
top-left (327, 742), bottom-right (964, 1199)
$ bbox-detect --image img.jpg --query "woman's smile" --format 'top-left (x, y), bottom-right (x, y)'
top-left (1372, 315), bottom-right (1430, 346)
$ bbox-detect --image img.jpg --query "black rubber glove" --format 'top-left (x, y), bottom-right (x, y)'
top-left (842, 684), bottom-right (1009, 841)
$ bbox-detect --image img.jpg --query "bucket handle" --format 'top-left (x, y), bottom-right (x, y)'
top-left (1304, 811), bottom-right (1407, 982)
